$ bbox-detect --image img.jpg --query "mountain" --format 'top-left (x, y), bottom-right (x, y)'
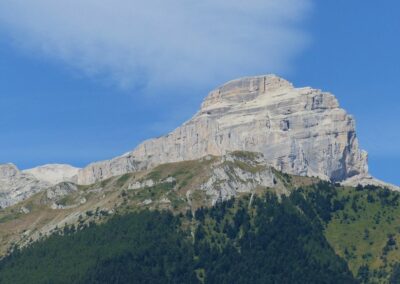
top-left (1, 75), bottom-right (396, 209)
top-left (77, 75), bottom-right (370, 185)
top-left (0, 75), bottom-right (399, 283)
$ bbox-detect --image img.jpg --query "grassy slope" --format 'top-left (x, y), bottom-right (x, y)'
top-left (0, 156), bottom-right (217, 255)
top-left (325, 186), bottom-right (400, 282)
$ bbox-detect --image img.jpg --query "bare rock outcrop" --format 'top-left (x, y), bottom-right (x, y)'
top-left (46, 182), bottom-right (79, 200)
top-left (341, 174), bottom-right (399, 191)
top-left (23, 164), bottom-right (80, 185)
top-left (198, 152), bottom-right (276, 204)
top-left (78, 75), bottom-right (369, 185)
top-left (0, 164), bottom-right (51, 208)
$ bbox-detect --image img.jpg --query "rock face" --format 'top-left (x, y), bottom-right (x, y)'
top-left (198, 152), bottom-right (276, 205)
top-left (46, 182), bottom-right (79, 200)
top-left (23, 164), bottom-right (80, 185)
top-left (78, 156), bottom-right (147, 186)
top-left (0, 164), bottom-right (51, 208)
top-left (341, 175), bottom-right (399, 191)
top-left (78, 75), bottom-right (369, 185)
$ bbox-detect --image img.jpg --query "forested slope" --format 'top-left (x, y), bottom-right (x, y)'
top-left (1, 181), bottom-right (400, 283)
top-left (0, 183), bottom-right (355, 284)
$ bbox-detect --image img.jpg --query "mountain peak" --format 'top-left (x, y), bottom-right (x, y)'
top-left (215, 74), bottom-right (293, 95)
top-left (23, 164), bottom-right (80, 185)
top-left (201, 74), bottom-right (294, 111)
top-left (77, 75), bottom-right (370, 185)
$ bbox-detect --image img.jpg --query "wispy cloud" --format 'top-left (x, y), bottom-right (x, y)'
top-left (0, 0), bottom-right (312, 92)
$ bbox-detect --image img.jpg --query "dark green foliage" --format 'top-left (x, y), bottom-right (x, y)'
top-left (390, 263), bottom-right (400, 284)
top-left (0, 211), bottom-right (197, 284)
top-left (195, 193), bottom-right (355, 284)
top-left (298, 181), bottom-right (339, 223)
top-left (357, 265), bottom-right (369, 283)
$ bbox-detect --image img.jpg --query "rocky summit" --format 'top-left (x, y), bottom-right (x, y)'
top-left (77, 75), bottom-right (369, 185)
top-left (23, 164), bottom-right (80, 185)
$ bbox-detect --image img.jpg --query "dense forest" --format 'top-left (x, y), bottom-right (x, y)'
top-left (1, 182), bottom-right (400, 283)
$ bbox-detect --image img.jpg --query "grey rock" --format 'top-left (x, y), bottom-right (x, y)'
top-left (23, 164), bottom-right (80, 185)
top-left (341, 174), bottom-right (399, 191)
top-left (128, 177), bottom-right (176, 190)
top-left (20, 206), bottom-right (30, 214)
top-left (128, 179), bottom-right (156, 190)
top-left (0, 164), bottom-right (51, 208)
top-left (46, 182), bottom-right (78, 200)
top-left (200, 152), bottom-right (276, 204)
top-left (77, 75), bottom-right (370, 185)
top-left (142, 199), bottom-right (153, 205)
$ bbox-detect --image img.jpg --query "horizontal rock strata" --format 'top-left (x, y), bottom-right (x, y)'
top-left (78, 75), bottom-right (369, 185)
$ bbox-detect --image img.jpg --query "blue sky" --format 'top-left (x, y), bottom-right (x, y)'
top-left (0, 1), bottom-right (398, 185)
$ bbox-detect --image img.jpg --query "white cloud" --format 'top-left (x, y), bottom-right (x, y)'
top-left (0, 0), bottom-right (312, 92)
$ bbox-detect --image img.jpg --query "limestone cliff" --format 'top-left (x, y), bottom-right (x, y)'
top-left (0, 164), bottom-right (51, 208)
top-left (78, 75), bottom-right (369, 185)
